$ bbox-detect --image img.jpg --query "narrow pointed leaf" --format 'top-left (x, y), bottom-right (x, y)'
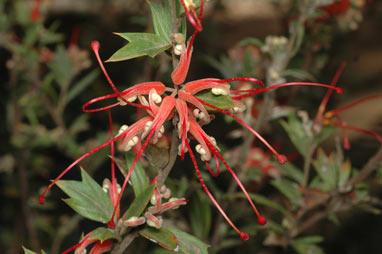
top-left (89, 227), bottom-right (120, 243)
top-left (230, 193), bottom-right (288, 216)
top-left (271, 179), bottom-right (303, 207)
top-left (56, 168), bottom-right (113, 223)
top-left (126, 152), bottom-right (150, 197)
top-left (338, 160), bottom-right (352, 190)
top-left (139, 227), bottom-right (179, 251)
top-left (22, 247), bottom-right (46, 254)
top-left (178, 0), bottom-right (209, 15)
top-left (189, 190), bottom-right (211, 240)
top-left (148, 0), bottom-right (172, 42)
top-left (66, 69), bottom-right (99, 104)
top-left (283, 69), bottom-right (316, 82)
top-left (196, 91), bottom-right (235, 110)
top-left (279, 162), bottom-right (304, 184)
top-left (167, 228), bottom-right (209, 254)
top-left (124, 185), bottom-right (155, 221)
top-left (291, 241), bottom-right (324, 254)
top-left (107, 33), bottom-right (171, 62)
top-left (313, 149), bottom-right (338, 191)
top-left (280, 114), bottom-right (310, 156)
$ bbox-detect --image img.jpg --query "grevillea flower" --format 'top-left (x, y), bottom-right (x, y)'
top-left (30, 0), bottom-right (41, 22)
top-left (39, 0), bottom-right (343, 243)
top-left (314, 62), bottom-right (382, 149)
top-left (62, 232), bottom-right (113, 254)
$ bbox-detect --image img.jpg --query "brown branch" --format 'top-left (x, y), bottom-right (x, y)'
top-left (349, 147), bottom-right (382, 187)
top-left (111, 231), bottom-right (139, 254)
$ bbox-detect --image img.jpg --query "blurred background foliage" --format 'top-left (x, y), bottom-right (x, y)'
top-left (0, 0), bottom-right (381, 254)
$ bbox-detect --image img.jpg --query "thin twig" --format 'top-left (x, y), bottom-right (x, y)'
top-left (169, 0), bottom-right (180, 69)
top-left (349, 147), bottom-right (382, 187)
top-left (111, 231), bottom-right (139, 254)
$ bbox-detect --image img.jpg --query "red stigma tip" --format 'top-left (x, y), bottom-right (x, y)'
top-left (336, 87), bottom-right (343, 94)
top-left (277, 155), bottom-right (287, 164)
top-left (38, 196), bottom-right (45, 205)
top-left (257, 216), bottom-right (267, 225)
top-left (91, 41), bottom-right (100, 51)
top-left (240, 232), bottom-right (249, 241)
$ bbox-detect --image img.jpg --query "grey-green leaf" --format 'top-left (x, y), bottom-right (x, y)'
top-left (124, 185), bottom-right (155, 221)
top-left (196, 91), bottom-right (235, 110)
top-left (279, 162), bottom-right (304, 185)
top-left (22, 247), bottom-right (47, 254)
top-left (291, 238), bottom-right (324, 254)
top-left (148, 0), bottom-right (172, 42)
top-left (107, 33), bottom-right (171, 62)
top-left (271, 179), bottom-right (303, 207)
top-left (283, 69), bottom-right (316, 82)
top-left (66, 69), bottom-right (99, 105)
top-left (189, 191), bottom-right (211, 240)
top-left (167, 228), bottom-right (209, 254)
top-left (126, 152), bottom-right (150, 197)
top-left (239, 37), bottom-right (264, 48)
top-left (140, 227), bottom-right (179, 251)
top-left (280, 114), bottom-right (310, 156)
top-left (89, 227), bottom-right (120, 243)
top-left (56, 168), bottom-right (114, 223)
top-left (313, 149), bottom-right (338, 191)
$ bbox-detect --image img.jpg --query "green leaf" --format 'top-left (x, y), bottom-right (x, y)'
top-left (279, 162), bottom-right (304, 185)
top-left (66, 69), bottom-right (99, 105)
top-left (167, 228), bottom-right (209, 254)
top-left (291, 238), bottom-right (324, 254)
top-left (56, 168), bottom-right (114, 223)
top-left (124, 185), bottom-right (155, 221)
top-left (189, 190), bottom-right (211, 240)
top-left (250, 193), bottom-right (289, 216)
top-left (228, 192), bottom-right (287, 215)
top-left (312, 149), bottom-right (338, 191)
top-left (49, 45), bottom-right (74, 87)
top-left (338, 160), bottom-right (351, 190)
top-left (239, 37), bottom-right (264, 48)
top-left (271, 179), bottom-right (303, 207)
top-left (280, 114), bottom-right (310, 156)
top-left (294, 235), bottom-right (324, 244)
top-left (195, 91), bottom-right (235, 110)
top-left (289, 21), bottom-right (305, 57)
top-left (148, 0), bottom-right (172, 42)
top-left (178, 0), bottom-right (209, 16)
top-left (22, 247), bottom-right (46, 254)
top-left (89, 227), bottom-right (120, 243)
top-left (281, 114), bottom-right (335, 158)
top-left (283, 69), bottom-right (316, 82)
top-left (126, 152), bottom-right (150, 197)
top-left (140, 227), bottom-right (179, 251)
top-left (107, 33), bottom-right (171, 62)
top-left (264, 219), bottom-right (286, 234)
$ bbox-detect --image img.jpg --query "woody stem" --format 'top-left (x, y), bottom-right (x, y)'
top-left (169, 0), bottom-right (180, 70)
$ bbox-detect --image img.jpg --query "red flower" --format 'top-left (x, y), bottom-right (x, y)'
top-left (322, 0), bottom-right (351, 16)
top-left (39, 0), bottom-right (342, 241)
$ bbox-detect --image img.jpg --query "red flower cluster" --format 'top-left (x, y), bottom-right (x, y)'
top-left (39, 0), bottom-right (343, 244)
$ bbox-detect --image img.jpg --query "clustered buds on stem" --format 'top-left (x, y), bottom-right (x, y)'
top-left (39, 1), bottom-right (347, 250)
